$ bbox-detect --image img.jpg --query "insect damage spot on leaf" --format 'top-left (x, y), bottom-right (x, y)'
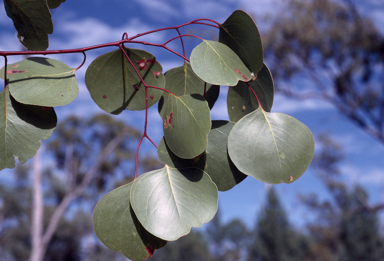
top-left (164, 112), bottom-right (173, 129)
top-left (103, 95), bottom-right (107, 99)
top-left (289, 176), bottom-right (293, 181)
top-left (235, 69), bottom-right (248, 81)
top-left (145, 246), bottom-right (154, 259)
top-left (7, 70), bottom-right (25, 74)
top-left (146, 59), bottom-right (155, 64)
top-left (11, 65), bottom-right (19, 68)
top-left (149, 94), bottom-right (154, 101)
top-left (136, 59), bottom-right (148, 70)
top-left (153, 71), bottom-right (161, 78)
top-left (133, 84), bottom-right (140, 90)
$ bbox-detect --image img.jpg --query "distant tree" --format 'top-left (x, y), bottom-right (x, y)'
top-left (248, 187), bottom-right (309, 261)
top-left (303, 135), bottom-right (384, 261)
top-left (150, 229), bottom-right (214, 261)
top-left (263, 0), bottom-right (384, 144)
top-left (206, 209), bottom-right (250, 261)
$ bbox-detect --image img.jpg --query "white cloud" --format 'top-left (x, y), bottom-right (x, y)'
top-left (271, 94), bottom-right (333, 114)
top-left (341, 164), bottom-right (384, 186)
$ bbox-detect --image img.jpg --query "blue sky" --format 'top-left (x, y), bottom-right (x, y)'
top-left (1, 0), bottom-right (384, 230)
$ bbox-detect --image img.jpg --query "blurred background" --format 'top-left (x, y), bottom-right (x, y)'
top-left (1, 0), bottom-right (384, 260)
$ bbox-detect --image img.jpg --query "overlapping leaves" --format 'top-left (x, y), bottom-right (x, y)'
top-left (227, 63), bottom-right (274, 122)
top-left (93, 182), bottom-right (167, 261)
top-left (0, 89), bottom-right (57, 170)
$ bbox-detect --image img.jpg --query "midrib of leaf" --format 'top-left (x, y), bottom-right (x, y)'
top-left (204, 41), bottom-right (239, 79)
top-left (176, 96), bottom-right (206, 134)
top-left (166, 166), bottom-right (182, 221)
top-left (260, 109), bottom-right (282, 171)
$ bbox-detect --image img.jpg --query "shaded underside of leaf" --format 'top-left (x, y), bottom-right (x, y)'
top-left (85, 47), bottom-right (164, 114)
top-left (164, 62), bottom-right (220, 109)
top-left (205, 120), bottom-right (247, 191)
top-left (4, 0), bottom-right (53, 50)
top-left (93, 182), bottom-right (167, 261)
top-left (130, 166), bottom-right (218, 241)
top-left (219, 10), bottom-right (264, 74)
top-left (157, 137), bottom-right (206, 169)
top-left (227, 63), bottom-right (274, 122)
top-left (0, 89), bottom-right (57, 170)
top-left (190, 40), bottom-right (251, 86)
top-left (228, 109), bottom-right (315, 184)
top-left (159, 93), bottom-right (211, 159)
top-left (0, 57), bottom-right (78, 107)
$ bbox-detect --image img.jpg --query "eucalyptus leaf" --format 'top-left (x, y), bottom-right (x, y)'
top-left (0, 58), bottom-right (78, 107)
top-left (159, 94), bottom-right (211, 159)
top-left (164, 62), bottom-right (219, 109)
top-left (93, 182), bottom-right (167, 261)
top-left (205, 121), bottom-right (247, 191)
top-left (85, 47), bottom-right (164, 114)
top-left (228, 109), bottom-right (314, 184)
top-left (130, 166), bottom-right (218, 241)
top-left (4, 0), bottom-right (53, 50)
top-left (0, 89), bottom-right (57, 170)
top-left (219, 10), bottom-right (263, 74)
top-left (190, 40), bottom-right (252, 86)
top-left (47, 0), bottom-right (66, 9)
top-left (227, 63), bottom-right (274, 122)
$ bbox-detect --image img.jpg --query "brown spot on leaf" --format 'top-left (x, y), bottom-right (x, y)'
top-left (133, 84), bottom-right (140, 90)
top-left (7, 69), bottom-right (25, 74)
top-left (235, 69), bottom-right (248, 81)
top-left (149, 94), bottom-right (154, 101)
top-left (103, 95), bottom-right (107, 99)
top-left (164, 112), bottom-right (173, 129)
top-left (242, 105), bottom-right (245, 111)
top-left (153, 71), bottom-right (161, 78)
top-left (289, 176), bottom-right (293, 181)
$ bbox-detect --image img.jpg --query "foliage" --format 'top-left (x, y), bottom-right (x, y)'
top-left (0, 3), bottom-right (315, 260)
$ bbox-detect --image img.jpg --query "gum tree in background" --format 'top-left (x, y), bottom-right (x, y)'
top-left (0, 1), bottom-right (315, 260)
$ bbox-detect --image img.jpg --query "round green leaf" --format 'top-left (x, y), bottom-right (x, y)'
top-left (157, 137), bottom-right (206, 169)
top-left (93, 182), bottom-right (167, 261)
top-left (228, 109), bottom-right (315, 184)
top-left (164, 62), bottom-right (219, 109)
top-left (130, 166), bottom-right (218, 241)
top-left (4, 0), bottom-right (53, 50)
top-left (159, 94), bottom-right (211, 159)
top-left (0, 58), bottom-right (78, 107)
top-left (190, 40), bottom-right (252, 86)
top-left (227, 63), bottom-right (274, 122)
top-left (85, 47), bottom-right (164, 114)
top-left (205, 121), bottom-right (247, 191)
top-left (219, 10), bottom-right (263, 74)
top-left (0, 89), bottom-right (57, 170)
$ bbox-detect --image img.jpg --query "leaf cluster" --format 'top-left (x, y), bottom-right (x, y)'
top-left (0, 6), bottom-right (315, 260)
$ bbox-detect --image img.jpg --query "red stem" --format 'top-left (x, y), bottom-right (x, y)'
top-left (247, 82), bottom-right (264, 110)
